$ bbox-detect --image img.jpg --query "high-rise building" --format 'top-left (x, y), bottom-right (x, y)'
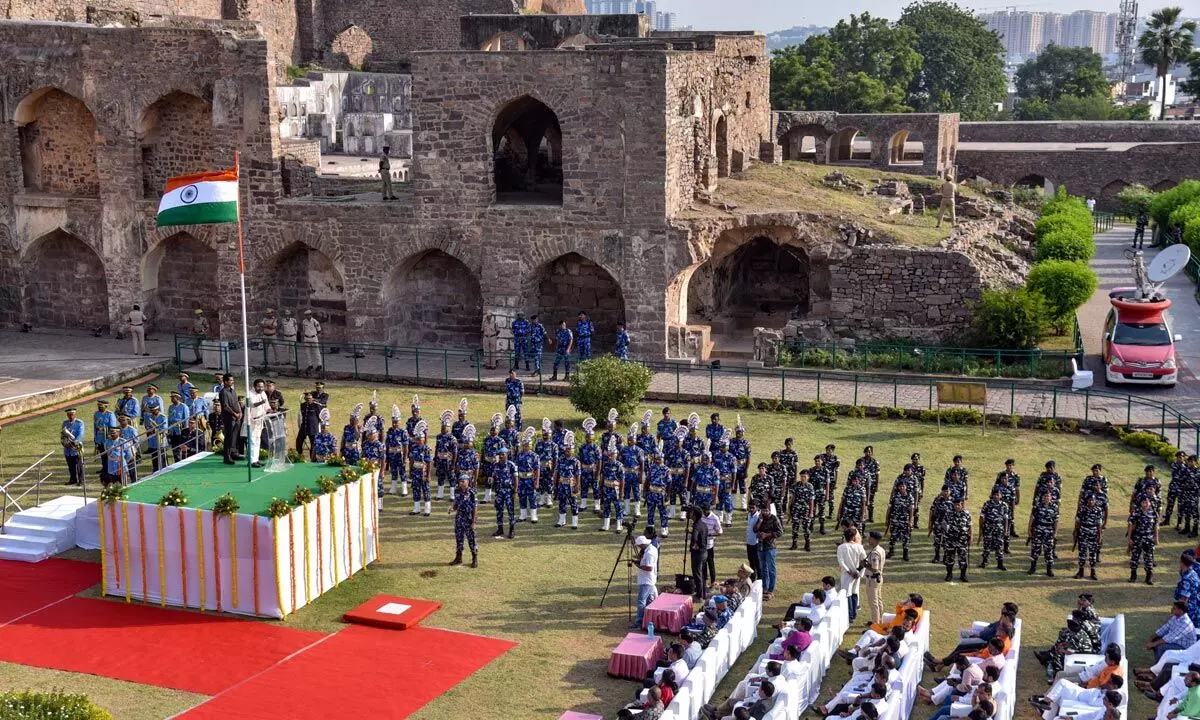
top-left (586, 0), bottom-right (676, 30)
top-left (980, 9), bottom-right (1120, 59)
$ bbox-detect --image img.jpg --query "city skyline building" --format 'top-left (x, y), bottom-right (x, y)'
top-left (980, 9), bottom-right (1121, 59)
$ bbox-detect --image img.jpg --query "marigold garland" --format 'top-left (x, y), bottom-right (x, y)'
top-left (329, 490), bottom-right (340, 584)
top-left (371, 476), bottom-right (379, 560)
top-left (156, 506), bottom-right (166, 607)
top-left (358, 478), bottom-right (367, 570)
top-left (230, 516), bottom-right (239, 610)
top-left (316, 501), bottom-right (324, 594)
top-left (109, 501), bottom-right (121, 587)
top-left (121, 502), bottom-right (131, 603)
top-left (270, 516), bottom-right (286, 618)
top-left (212, 513), bottom-right (223, 613)
top-left (195, 509), bottom-right (206, 611)
top-left (97, 496), bottom-right (107, 592)
top-left (344, 485), bottom-right (353, 573)
top-left (138, 504), bottom-right (148, 604)
top-left (252, 516), bottom-right (261, 616)
top-left (179, 508), bottom-right (188, 608)
top-left (301, 503), bottom-right (311, 607)
top-left (288, 512), bottom-right (296, 615)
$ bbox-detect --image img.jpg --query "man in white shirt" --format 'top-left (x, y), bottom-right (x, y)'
top-left (703, 506), bottom-right (724, 592)
top-left (1032, 674), bottom-right (1124, 720)
top-left (702, 660), bottom-right (784, 720)
top-left (650, 642), bottom-right (689, 686)
top-left (127, 304), bottom-right (147, 356)
top-left (245, 379), bottom-right (270, 468)
top-left (746, 501), bottom-right (761, 578)
top-left (634, 534), bottom-right (659, 629)
top-left (838, 528), bottom-right (867, 622)
top-left (681, 629), bottom-right (704, 669)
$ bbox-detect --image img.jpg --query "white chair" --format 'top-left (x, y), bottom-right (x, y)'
top-left (711, 631), bottom-right (732, 683)
top-left (665, 682), bottom-right (690, 720)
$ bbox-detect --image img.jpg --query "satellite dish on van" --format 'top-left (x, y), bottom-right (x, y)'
top-left (1148, 244), bottom-right (1192, 283)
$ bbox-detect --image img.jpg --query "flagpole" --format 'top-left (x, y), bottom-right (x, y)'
top-left (235, 152), bottom-right (253, 484)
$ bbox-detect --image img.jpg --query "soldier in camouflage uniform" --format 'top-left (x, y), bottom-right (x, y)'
top-left (779, 437), bottom-right (798, 489)
top-left (837, 470), bottom-right (866, 530)
top-left (928, 485), bottom-right (954, 564)
top-left (861, 446), bottom-right (881, 522)
top-left (1082, 463), bottom-right (1110, 529)
top-left (1074, 492), bottom-right (1104, 580)
top-left (995, 458), bottom-right (1020, 539)
top-left (810, 454), bottom-right (830, 535)
top-left (943, 498), bottom-right (972, 582)
top-left (1037, 460), bottom-right (1063, 510)
top-left (944, 455), bottom-right (969, 503)
top-left (788, 468), bottom-right (815, 551)
top-left (909, 453), bottom-right (926, 529)
top-left (886, 478), bottom-right (915, 561)
top-left (978, 487), bottom-right (1009, 570)
top-left (1167, 450), bottom-right (1188, 529)
top-left (1132, 465), bottom-right (1164, 519)
top-left (1127, 494), bottom-right (1160, 585)
top-left (1077, 593), bottom-right (1101, 652)
top-left (1178, 456), bottom-right (1200, 539)
top-left (1027, 490), bottom-right (1059, 577)
top-left (749, 462), bottom-right (775, 511)
top-left (1042, 614), bottom-right (1094, 681)
top-left (822, 444), bottom-right (841, 519)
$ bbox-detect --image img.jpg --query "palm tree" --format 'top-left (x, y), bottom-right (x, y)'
top-left (1139, 7), bottom-right (1198, 119)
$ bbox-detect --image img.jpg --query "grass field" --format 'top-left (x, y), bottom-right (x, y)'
top-left (0, 374), bottom-right (1188, 719)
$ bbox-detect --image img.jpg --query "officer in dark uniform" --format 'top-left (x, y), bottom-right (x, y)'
top-left (909, 453), bottom-right (926, 527)
top-left (886, 478), bottom-right (915, 561)
top-left (730, 419), bottom-right (751, 511)
top-left (928, 485), bottom-right (953, 563)
top-left (788, 468), bottom-right (815, 551)
top-left (1074, 492), bottom-right (1104, 580)
top-left (449, 474), bottom-right (478, 568)
top-left (1167, 450), bottom-right (1187, 528)
top-left (1127, 493), bottom-right (1159, 585)
top-left (492, 448), bottom-right (517, 540)
top-left (765, 452), bottom-right (787, 510)
top-left (995, 458), bottom-right (1020, 540)
top-left (821, 444), bottom-right (840, 519)
top-left (978, 487), bottom-right (1009, 570)
top-left (810, 454), bottom-right (830, 535)
top-left (1176, 457), bottom-right (1199, 538)
top-left (575, 311), bottom-right (594, 362)
top-left (861, 446), bottom-right (881, 522)
top-left (837, 470), bottom-right (866, 530)
top-left (482, 414), bottom-right (507, 504)
top-left (385, 407), bottom-right (408, 496)
top-left (551, 321), bottom-right (573, 381)
top-left (1027, 490), bottom-right (1059, 577)
top-left (657, 407), bottom-right (677, 443)
top-left (1082, 463), bottom-right (1110, 532)
top-left (408, 421), bottom-right (433, 516)
top-left (943, 498), bottom-right (972, 582)
top-left (528, 314), bottom-right (546, 376)
top-left (510, 312), bottom-right (531, 371)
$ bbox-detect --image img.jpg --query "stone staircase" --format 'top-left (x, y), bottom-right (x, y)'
top-left (0, 495), bottom-right (90, 562)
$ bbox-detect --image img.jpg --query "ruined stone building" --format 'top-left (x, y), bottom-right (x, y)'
top-left (2, 1), bottom-right (1196, 360)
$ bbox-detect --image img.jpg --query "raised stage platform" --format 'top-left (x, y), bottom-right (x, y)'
top-left (98, 454), bottom-right (380, 618)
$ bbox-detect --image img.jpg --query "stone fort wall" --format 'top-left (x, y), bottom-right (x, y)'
top-left (959, 120), bottom-right (1200, 144)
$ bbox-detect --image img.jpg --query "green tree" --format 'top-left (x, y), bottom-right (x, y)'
top-left (1139, 7), bottom-right (1197, 119)
top-left (1117, 184), bottom-right (1156, 216)
top-left (898, 1), bottom-right (1007, 120)
top-left (970, 288), bottom-right (1049, 349)
top-left (770, 14), bottom-right (921, 113)
top-left (1179, 51), bottom-right (1200, 97)
top-left (1013, 97), bottom-right (1052, 120)
top-left (567, 355), bottom-right (652, 423)
top-left (1027, 261), bottom-right (1099, 333)
top-left (1015, 44), bottom-right (1111, 102)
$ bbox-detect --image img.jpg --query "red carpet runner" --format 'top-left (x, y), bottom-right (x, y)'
top-left (0, 596), bottom-right (325, 694)
top-left (180, 625), bottom-right (517, 719)
top-left (0, 558), bottom-right (99, 624)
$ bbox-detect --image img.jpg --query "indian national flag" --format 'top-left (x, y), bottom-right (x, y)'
top-left (156, 169), bottom-right (239, 227)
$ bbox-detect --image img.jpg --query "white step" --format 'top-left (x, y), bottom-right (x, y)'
top-left (1, 495), bottom-right (87, 559)
top-left (2, 519), bottom-right (64, 541)
top-left (0, 533), bottom-right (55, 562)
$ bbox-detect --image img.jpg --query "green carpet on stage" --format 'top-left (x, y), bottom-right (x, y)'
top-left (123, 455), bottom-right (357, 516)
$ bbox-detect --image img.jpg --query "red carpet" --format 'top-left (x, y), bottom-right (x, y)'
top-left (0, 558), bottom-right (99, 624)
top-left (180, 625), bottom-right (516, 719)
top-left (0, 597), bottom-right (325, 694)
top-left (342, 594), bottom-right (442, 630)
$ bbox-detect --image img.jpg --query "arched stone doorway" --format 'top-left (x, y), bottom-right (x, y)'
top-left (329, 25), bottom-right (373, 69)
top-left (780, 125), bottom-right (826, 162)
top-left (888, 130), bottom-right (923, 166)
top-left (1153, 179), bottom-right (1177, 192)
top-left (1014, 174), bottom-right (1051, 195)
top-left (142, 232), bottom-right (219, 333)
top-left (14, 89), bottom-right (99, 196)
top-left (715, 115), bottom-right (729, 178)
top-left (1098, 179), bottom-right (1131, 212)
top-left (481, 31), bottom-right (532, 51)
top-left (268, 243), bottom-right (346, 341)
top-left (830, 127), bottom-right (870, 163)
top-left (23, 230), bottom-right (108, 329)
top-left (140, 92), bottom-right (214, 199)
top-left (687, 237), bottom-right (811, 338)
top-left (532, 252), bottom-right (625, 352)
top-left (384, 250), bottom-right (483, 347)
top-left (492, 95), bottom-right (563, 204)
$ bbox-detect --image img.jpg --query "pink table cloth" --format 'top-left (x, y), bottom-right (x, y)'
top-left (642, 593), bottom-right (694, 633)
top-left (608, 632), bottom-right (664, 679)
top-left (559, 713), bottom-right (604, 720)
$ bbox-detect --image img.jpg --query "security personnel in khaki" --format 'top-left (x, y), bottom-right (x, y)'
top-left (864, 530), bottom-right (887, 626)
top-left (191, 308), bottom-right (210, 365)
top-left (280, 309), bottom-right (299, 365)
top-left (127, 304), bottom-right (148, 356)
top-left (261, 308), bottom-right (279, 364)
top-left (300, 309), bottom-right (322, 371)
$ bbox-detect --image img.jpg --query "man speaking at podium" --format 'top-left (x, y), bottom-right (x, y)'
top-left (246, 379), bottom-right (270, 468)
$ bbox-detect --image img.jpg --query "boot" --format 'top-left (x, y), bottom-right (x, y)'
top-left (594, 499), bottom-right (601, 512)
top-left (508, 525), bottom-right (515, 539)
top-left (996, 556), bottom-right (1006, 570)
top-left (888, 541), bottom-right (895, 558)
top-left (932, 548), bottom-right (941, 564)
top-left (485, 489), bottom-right (493, 503)
top-left (571, 514), bottom-right (579, 529)
top-left (556, 513), bottom-right (566, 528)
top-left (1074, 564), bottom-right (1084, 579)
top-left (818, 518), bottom-right (826, 535)
top-left (1146, 569), bottom-right (1154, 585)
top-left (944, 567), bottom-right (953, 582)
top-left (634, 500), bottom-right (643, 517)
top-left (741, 493), bottom-right (748, 511)
top-left (493, 526), bottom-right (504, 538)
top-left (624, 499), bottom-right (631, 517)
top-left (1089, 566), bottom-right (1098, 581)
top-left (1129, 568), bottom-right (1138, 583)
top-left (530, 508), bottom-right (539, 524)
top-left (601, 517), bottom-right (611, 532)
top-left (437, 486), bottom-right (444, 500)
top-left (544, 493), bottom-right (553, 508)
top-left (1028, 559), bottom-right (1038, 575)
top-left (450, 551), bottom-right (463, 566)
top-left (390, 478), bottom-right (398, 495)
top-left (804, 537), bottom-right (811, 552)
top-left (1046, 561), bottom-right (1055, 578)
top-left (959, 568), bottom-right (968, 583)
top-left (470, 551), bottom-right (478, 568)
top-left (424, 501), bottom-right (432, 516)
top-left (791, 539), bottom-right (798, 550)
top-left (401, 481), bottom-right (409, 497)
top-left (520, 508), bottom-right (528, 522)
top-left (563, 371), bottom-right (570, 381)
top-left (978, 551), bottom-right (989, 569)
top-left (410, 501), bottom-right (420, 516)
top-left (902, 547), bottom-right (909, 561)
top-left (550, 372), bottom-right (558, 381)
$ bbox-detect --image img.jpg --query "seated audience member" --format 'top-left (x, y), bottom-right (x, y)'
top-left (644, 643), bottom-right (689, 688)
top-left (1147, 602), bottom-right (1198, 661)
top-left (688, 596), bottom-right (734, 634)
top-left (942, 603), bottom-right (1020, 657)
top-left (818, 681), bottom-right (889, 720)
top-left (1053, 643), bottom-right (1124, 687)
top-left (918, 656), bottom-right (984, 706)
top-left (822, 663), bottom-right (895, 713)
top-left (867, 593), bottom-right (925, 638)
top-left (781, 643), bottom-right (806, 681)
top-left (785, 578), bottom-right (837, 621)
top-left (1038, 611), bottom-right (1095, 681)
top-left (618, 684), bottom-right (665, 719)
top-left (933, 685), bottom-right (995, 720)
top-left (1157, 671), bottom-right (1199, 720)
top-left (722, 579), bottom-right (745, 611)
top-left (681, 629), bottom-right (704, 669)
top-left (734, 564), bottom-right (753, 597)
top-left (1030, 674), bottom-right (1124, 720)
top-left (1139, 662), bottom-right (1200, 702)
top-left (696, 611), bottom-right (720, 648)
top-left (928, 619), bottom-right (1012, 671)
top-left (701, 663), bottom-right (783, 719)
top-left (771, 617), bottom-right (813, 660)
top-left (726, 678), bottom-right (777, 720)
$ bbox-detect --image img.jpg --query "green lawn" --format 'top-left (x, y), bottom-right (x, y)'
top-left (0, 375), bottom-right (1185, 719)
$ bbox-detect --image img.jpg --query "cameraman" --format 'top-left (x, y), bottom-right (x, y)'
top-left (633, 531), bottom-right (660, 629)
top-left (689, 506), bottom-right (711, 600)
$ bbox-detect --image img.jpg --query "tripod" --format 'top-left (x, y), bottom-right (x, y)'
top-left (600, 520), bottom-right (636, 623)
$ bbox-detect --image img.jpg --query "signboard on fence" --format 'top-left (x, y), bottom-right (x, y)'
top-left (937, 382), bottom-right (987, 406)
top-left (936, 382), bottom-right (987, 435)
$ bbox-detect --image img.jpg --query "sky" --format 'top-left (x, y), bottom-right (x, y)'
top-left (673, 0), bottom-right (1200, 31)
